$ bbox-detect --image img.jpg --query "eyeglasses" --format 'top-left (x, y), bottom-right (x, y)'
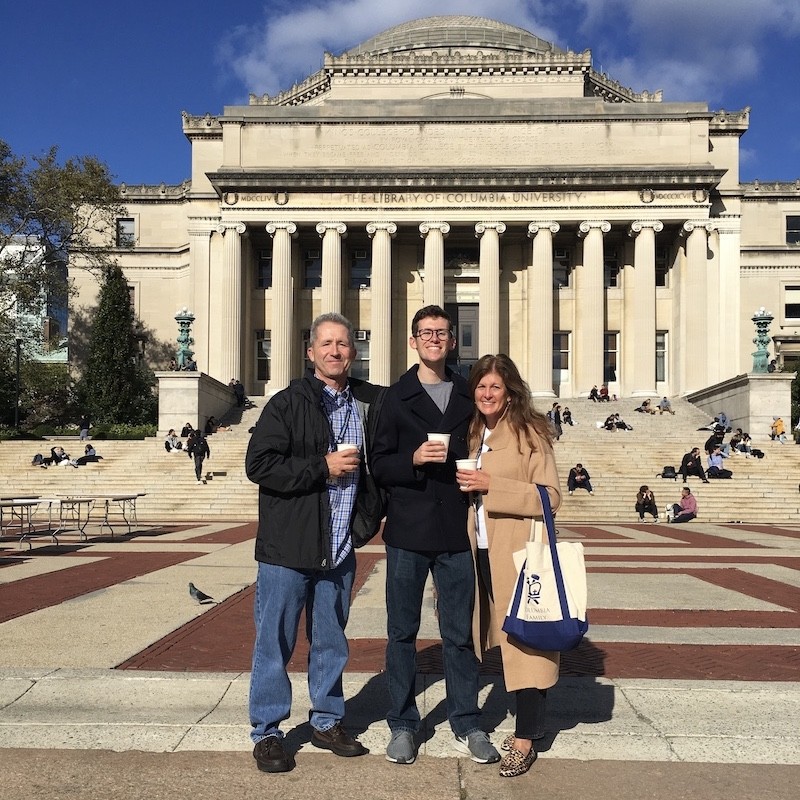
top-left (414, 328), bottom-right (452, 341)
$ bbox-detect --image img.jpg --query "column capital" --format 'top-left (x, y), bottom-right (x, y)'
top-left (682, 220), bottom-right (713, 236)
top-left (266, 221), bottom-right (298, 238)
top-left (707, 217), bottom-right (741, 235)
top-left (366, 221), bottom-right (397, 238)
top-left (527, 221), bottom-right (560, 237)
top-left (188, 217), bottom-right (221, 237)
top-left (419, 221), bottom-right (450, 238)
top-left (216, 221), bottom-right (246, 236)
top-left (316, 222), bottom-right (347, 237)
top-left (578, 220), bottom-right (611, 237)
top-left (474, 221), bottom-right (506, 237)
top-left (629, 220), bottom-right (664, 237)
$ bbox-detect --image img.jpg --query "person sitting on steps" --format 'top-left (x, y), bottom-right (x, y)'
top-left (567, 463), bottom-right (593, 495)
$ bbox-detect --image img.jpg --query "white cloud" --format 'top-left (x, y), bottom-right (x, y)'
top-left (216, 0), bottom-right (800, 105)
top-left (573, 0), bottom-right (800, 100)
top-left (217, 0), bottom-right (561, 96)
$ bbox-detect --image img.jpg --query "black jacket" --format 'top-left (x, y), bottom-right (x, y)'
top-left (371, 365), bottom-right (473, 552)
top-left (245, 369), bottom-right (386, 569)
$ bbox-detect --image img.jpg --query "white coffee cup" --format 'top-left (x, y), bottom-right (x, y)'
top-left (427, 432), bottom-right (450, 462)
top-left (336, 443), bottom-right (359, 452)
top-left (455, 458), bottom-right (478, 490)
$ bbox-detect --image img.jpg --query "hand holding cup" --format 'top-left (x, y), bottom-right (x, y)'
top-left (415, 432), bottom-right (451, 465)
top-left (326, 443), bottom-right (360, 478)
top-left (455, 458), bottom-right (479, 491)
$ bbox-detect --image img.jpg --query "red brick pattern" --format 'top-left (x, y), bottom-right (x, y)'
top-left (3, 522), bottom-right (798, 680)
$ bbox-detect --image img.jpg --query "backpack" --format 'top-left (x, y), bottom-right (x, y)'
top-left (751, 448), bottom-right (765, 459)
top-left (658, 465), bottom-right (677, 480)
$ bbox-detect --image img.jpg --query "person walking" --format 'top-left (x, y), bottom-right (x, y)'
top-left (457, 353), bottom-right (562, 777)
top-left (245, 313), bottom-right (385, 774)
top-left (372, 305), bottom-right (499, 767)
top-left (189, 431), bottom-right (210, 483)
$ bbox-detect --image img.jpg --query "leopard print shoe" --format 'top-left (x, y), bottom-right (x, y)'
top-left (500, 734), bottom-right (515, 751)
top-left (499, 745), bottom-right (537, 778)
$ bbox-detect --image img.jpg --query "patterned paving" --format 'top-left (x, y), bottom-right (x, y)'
top-left (1, 520), bottom-right (798, 680)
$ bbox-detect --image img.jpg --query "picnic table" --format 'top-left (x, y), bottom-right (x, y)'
top-left (0, 493), bottom-right (144, 548)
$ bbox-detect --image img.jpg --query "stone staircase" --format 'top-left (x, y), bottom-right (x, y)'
top-left (539, 397), bottom-right (800, 523)
top-left (1, 396), bottom-right (798, 525)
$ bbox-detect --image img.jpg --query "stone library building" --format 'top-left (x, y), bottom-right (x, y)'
top-left (73, 15), bottom-right (800, 399)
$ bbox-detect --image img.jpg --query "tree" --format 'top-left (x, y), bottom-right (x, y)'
top-left (1, 139), bottom-right (124, 425)
top-left (78, 264), bottom-right (157, 424)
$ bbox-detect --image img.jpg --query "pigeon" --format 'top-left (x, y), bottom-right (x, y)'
top-left (189, 582), bottom-right (215, 604)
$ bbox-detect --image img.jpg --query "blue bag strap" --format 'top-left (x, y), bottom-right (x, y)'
top-left (536, 485), bottom-right (572, 620)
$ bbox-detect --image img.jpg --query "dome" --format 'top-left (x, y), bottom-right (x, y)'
top-left (343, 16), bottom-right (562, 57)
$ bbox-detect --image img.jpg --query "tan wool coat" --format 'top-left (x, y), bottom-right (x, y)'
top-left (467, 416), bottom-right (563, 692)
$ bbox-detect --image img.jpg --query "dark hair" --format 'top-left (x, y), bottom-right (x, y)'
top-left (639, 484), bottom-right (649, 493)
top-left (411, 305), bottom-right (453, 337)
top-left (467, 354), bottom-right (553, 452)
top-left (310, 312), bottom-right (355, 348)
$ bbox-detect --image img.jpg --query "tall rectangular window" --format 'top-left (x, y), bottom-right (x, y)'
top-left (351, 331), bottom-right (370, 380)
top-left (553, 248), bottom-right (572, 288)
top-left (553, 332), bottom-right (570, 370)
top-left (787, 216), bottom-right (800, 245)
top-left (255, 330), bottom-right (271, 381)
top-left (655, 246), bottom-right (669, 287)
top-left (116, 218), bottom-right (135, 248)
top-left (604, 332), bottom-right (618, 382)
top-left (603, 248), bottom-right (620, 288)
top-left (350, 248), bottom-right (371, 289)
top-left (656, 331), bottom-right (667, 382)
top-left (257, 249), bottom-right (272, 289)
top-left (784, 286), bottom-right (800, 321)
top-left (303, 249), bottom-right (321, 289)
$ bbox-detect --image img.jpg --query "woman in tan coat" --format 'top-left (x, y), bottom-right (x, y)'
top-left (456, 354), bottom-right (562, 778)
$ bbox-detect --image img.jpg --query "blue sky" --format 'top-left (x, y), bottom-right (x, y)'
top-left (3, 0), bottom-right (799, 185)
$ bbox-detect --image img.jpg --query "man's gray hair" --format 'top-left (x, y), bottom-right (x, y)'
top-left (309, 312), bottom-right (355, 347)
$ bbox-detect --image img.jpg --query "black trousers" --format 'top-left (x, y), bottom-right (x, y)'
top-left (476, 548), bottom-right (547, 740)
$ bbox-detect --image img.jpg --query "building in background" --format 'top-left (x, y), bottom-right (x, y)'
top-left (4, 236), bottom-right (68, 364)
top-left (71, 15), bottom-right (800, 397)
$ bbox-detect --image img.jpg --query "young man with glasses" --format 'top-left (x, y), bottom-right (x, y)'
top-left (372, 305), bottom-right (499, 766)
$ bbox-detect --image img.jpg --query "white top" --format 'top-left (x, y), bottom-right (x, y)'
top-left (475, 427), bottom-right (491, 549)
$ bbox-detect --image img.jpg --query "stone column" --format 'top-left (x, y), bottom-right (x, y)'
top-left (367, 221), bottom-right (397, 385)
top-left (627, 220), bottom-right (663, 396)
top-left (575, 221), bottom-right (611, 395)
top-left (527, 222), bottom-right (560, 397)
top-left (266, 221), bottom-right (297, 392)
top-left (216, 221), bottom-right (246, 383)
top-left (682, 221), bottom-right (711, 393)
top-left (475, 222), bottom-right (506, 356)
top-left (713, 217), bottom-right (742, 381)
top-left (316, 222), bottom-right (347, 313)
top-left (187, 219), bottom-right (216, 375)
top-left (419, 222), bottom-right (450, 308)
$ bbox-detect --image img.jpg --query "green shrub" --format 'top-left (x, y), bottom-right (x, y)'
top-left (89, 423), bottom-right (157, 440)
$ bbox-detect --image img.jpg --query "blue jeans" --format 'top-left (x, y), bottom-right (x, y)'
top-left (249, 550), bottom-right (355, 742)
top-left (385, 545), bottom-right (481, 737)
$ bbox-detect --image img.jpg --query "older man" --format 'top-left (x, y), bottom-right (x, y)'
top-left (245, 312), bottom-right (385, 773)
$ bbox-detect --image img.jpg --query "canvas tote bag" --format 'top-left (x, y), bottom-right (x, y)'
top-left (502, 485), bottom-right (589, 651)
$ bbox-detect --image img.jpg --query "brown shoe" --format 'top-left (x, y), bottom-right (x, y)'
top-left (253, 735), bottom-right (295, 773)
top-left (500, 734), bottom-right (515, 751)
top-left (311, 722), bottom-right (368, 757)
top-left (499, 744), bottom-right (537, 778)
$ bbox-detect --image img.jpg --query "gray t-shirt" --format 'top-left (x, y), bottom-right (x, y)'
top-left (422, 379), bottom-right (453, 415)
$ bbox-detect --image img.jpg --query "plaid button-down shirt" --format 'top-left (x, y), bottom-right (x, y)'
top-left (321, 383), bottom-right (363, 566)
